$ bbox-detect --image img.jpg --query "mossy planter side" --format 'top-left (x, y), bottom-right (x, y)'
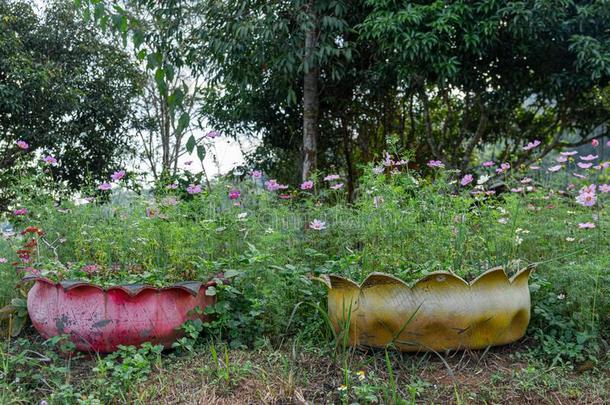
top-left (26, 277), bottom-right (217, 353)
top-left (319, 267), bottom-right (533, 352)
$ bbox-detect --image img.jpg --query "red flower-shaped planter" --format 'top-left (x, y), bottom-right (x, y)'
top-left (26, 277), bottom-right (217, 353)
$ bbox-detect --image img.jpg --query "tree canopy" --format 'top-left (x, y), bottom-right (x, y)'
top-left (0, 0), bottom-right (143, 194)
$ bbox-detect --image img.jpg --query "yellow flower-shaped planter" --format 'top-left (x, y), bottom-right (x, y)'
top-left (318, 267), bottom-right (533, 352)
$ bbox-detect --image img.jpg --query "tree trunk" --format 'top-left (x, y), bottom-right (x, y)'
top-left (302, 0), bottom-right (318, 182)
top-left (341, 117), bottom-right (355, 203)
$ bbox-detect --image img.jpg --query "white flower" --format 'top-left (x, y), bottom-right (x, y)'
top-left (237, 212), bottom-right (248, 219)
top-left (565, 237), bottom-right (575, 242)
top-left (477, 175), bottom-right (490, 185)
top-left (515, 236), bottom-right (523, 245)
top-left (498, 218), bottom-right (508, 224)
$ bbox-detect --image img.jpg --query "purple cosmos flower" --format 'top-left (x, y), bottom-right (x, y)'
top-left (591, 139), bottom-right (599, 147)
top-left (523, 140), bottom-right (541, 151)
top-left (229, 189), bottom-right (240, 200)
top-left (561, 151), bottom-right (578, 156)
top-left (16, 140), bottom-right (29, 150)
top-left (460, 174), bottom-right (473, 186)
top-left (300, 180), bottom-right (314, 190)
top-left (427, 160), bottom-right (444, 168)
top-left (383, 152), bottom-right (393, 167)
top-left (581, 184), bottom-right (596, 194)
top-left (330, 183), bottom-right (344, 190)
top-left (111, 170), bottom-right (126, 181)
top-left (520, 177), bottom-right (532, 184)
top-left (265, 179), bottom-right (288, 192)
top-left (573, 173), bottom-right (587, 179)
top-left (577, 162), bottom-right (592, 169)
top-left (482, 161), bottom-right (495, 167)
top-left (13, 208), bottom-right (28, 216)
top-left (548, 165), bottom-right (562, 173)
top-left (324, 174), bottom-right (341, 181)
top-left (278, 194), bottom-right (292, 199)
top-left (186, 184), bottom-right (202, 194)
top-left (580, 155), bottom-right (598, 161)
top-left (98, 182), bottom-right (112, 191)
top-left (166, 183), bottom-right (179, 190)
top-left (556, 156), bottom-right (568, 163)
top-left (578, 222), bottom-right (596, 229)
top-left (511, 187), bottom-right (524, 193)
top-left (309, 219), bottom-right (326, 231)
top-left (599, 184), bottom-right (610, 193)
top-left (373, 166), bottom-right (385, 174)
top-left (206, 130), bottom-right (220, 139)
top-left (251, 170), bottom-right (262, 178)
top-left (576, 192), bottom-right (596, 206)
top-left (82, 264), bottom-right (100, 274)
top-left (43, 155), bottom-right (57, 165)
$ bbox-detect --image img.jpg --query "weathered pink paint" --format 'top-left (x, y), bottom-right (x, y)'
top-left (26, 278), bottom-right (217, 353)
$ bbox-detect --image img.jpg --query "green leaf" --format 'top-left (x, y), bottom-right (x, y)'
top-left (185, 135), bottom-right (196, 153)
top-left (177, 112), bottom-right (190, 134)
top-left (196, 144), bottom-right (206, 161)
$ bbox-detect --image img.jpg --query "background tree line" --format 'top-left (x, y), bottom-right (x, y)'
top-left (2, 0), bottom-right (609, 202)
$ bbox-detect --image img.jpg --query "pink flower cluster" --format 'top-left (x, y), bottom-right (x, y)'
top-left (265, 179), bottom-right (288, 192)
top-left (576, 185), bottom-right (596, 207)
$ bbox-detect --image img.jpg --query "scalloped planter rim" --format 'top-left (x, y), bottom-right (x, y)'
top-left (26, 277), bottom-right (217, 353)
top-left (319, 267), bottom-right (533, 352)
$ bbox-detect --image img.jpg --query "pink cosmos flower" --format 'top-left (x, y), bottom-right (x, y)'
top-left (495, 162), bottom-right (511, 174)
top-left (43, 155), bottom-right (57, 165)
top-left (560, 151), bottom-right (578, 156)
top-left (581, 184), bottom-right (596, 194)
top-left (166, 183), bottom-right (179, 190)
top-left (530, 165), bottom-right (541, 170)
top-left (82, 264), bottom-right (100, 274)
top-left (206, 130), bottom-right (220, 138)
top-left (16, 140), bottom-right (29, 150)
top-left (427, 160), bottom-right (444, 168)
top-left (309, 219), bottom-right (326, 231)
top-left (579, 154), bottom-right (598, 161)
top-left (556, 156), bottom-right (568, 163)
top-left (607, 141), bottom-right (610, 147)
top-left (111, 170), bottom-right (126, 181)
top-left (578, 222), bottom-right (595, 229)
top-left (98, 182), bottom-right (112, 191)
top-left (511, 187), bottom-right (523, 193)
top-left (567, 184), bottom-right (576, 191)
top-left (300, 180), bottom-right (314, 190)
top-left (383, 152), bottom-right (393, 167)
top-left (145, 207), bottom-right (157, 218)
top-left (251, 170), bottom-right (262, 178)
top-left (265, 179), bottom-right (288, 192)
top-left (523, 140), bottom-right (541, 151)
top-left (591, 139), bottom-right (599, 147)
top-left (520, 177), bottom-right (532, 184)
top-left (373, 166), bottom-right (385, 174)
top-left (0, 258), bottom-right (7, 263)
top-left (324, 174), bottom-right (341, 181)
top-left (598, 184), bottom-right (610, 193)
top-left (330, 183), bottom-right (344, 190)
top-left (576, 192), bottom-right (596, 206)
top-left (460, 174), bottom-right (473, 186)
top-left (13, 208), bottom-right (27, 216)
top-left (577, 162), bottom-right (592, 169)
top-left (278, 194), bottom-right (292, 199)
top-left (548, 165), bottom-right (562, 173)
top-left (229, 189), bottom-right (240, 200)
top-left (486, 190), bottom-right (496, 195)
top-left (482, 161), bottom-right (495, 167)
top-left (573, 173), bottom-right (587, 179)
top-left (162, 197), bottom-right (178, 206)
top-left (186, 184), bottom-right (202, 194)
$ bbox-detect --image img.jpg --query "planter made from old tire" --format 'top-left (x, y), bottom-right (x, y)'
top-left (318, 267), bottom-right (533, 352)
top-left (26, 277), bottom-right (217, 353)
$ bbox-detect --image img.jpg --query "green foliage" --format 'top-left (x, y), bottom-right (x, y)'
top-left (0, 0), bottom-right (143, 205)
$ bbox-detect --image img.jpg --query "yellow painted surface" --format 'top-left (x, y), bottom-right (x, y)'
top-left (319, 267), bottom-right (532, 352)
